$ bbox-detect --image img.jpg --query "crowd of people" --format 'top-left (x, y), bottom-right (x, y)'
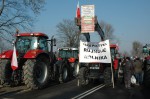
top-left (118, 56), bottom-right (144, 89)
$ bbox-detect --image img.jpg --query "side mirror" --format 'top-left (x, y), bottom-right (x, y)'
top-left (53, 38), bottom-right (56, 46)
top-left (12, 39), bottom-right (15, 46)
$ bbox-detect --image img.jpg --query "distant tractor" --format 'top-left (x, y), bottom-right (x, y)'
top-left (54, 47), bottom-right (79, 83)
top-left (142, 44), bottom-right (150, 87)
top-left (0, 32), bottom-right (57, 89)
top-left (77, 44), bottom-right (120, 86)
top-left (75, 15), bottom-right (114, 86)
top-left (75, 4), bottom-right (120, 86)
top-left (110, 44), bottom-right (120, 82)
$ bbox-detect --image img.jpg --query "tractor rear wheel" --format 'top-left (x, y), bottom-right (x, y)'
top-left (59, 62), bottom-right (69, 83)
top-left (104, 67), bottom-right (112, 86)
top-left (23, 56), bottom-right (50, 89)
top-left (0, 59), bottom-right (12, 86)
top-left (78, 67), bottom-right (89, 87)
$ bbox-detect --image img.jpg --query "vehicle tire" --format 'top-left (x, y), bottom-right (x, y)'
top-left (103, 67), bottom-right (112, 85)
top-left (78, 67), bottom-right (89, 87)
top-left (23, 56), bottom-right (50, 89)
top-left (0, 59), bottom-right (12, 85)
top-left (71, 61), bottom-right (78, 77)
top-left (59, 62), bottom-right (69, 83)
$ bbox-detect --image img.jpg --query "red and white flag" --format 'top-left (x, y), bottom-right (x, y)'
top-left (76, 1), bottom-right (80, 18)
top-left (116, 43), bottom-right (119, 50)
top-left (11, 46), bottom-right (18, 71)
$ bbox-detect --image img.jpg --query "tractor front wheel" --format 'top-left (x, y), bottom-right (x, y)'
top-left (78, 67), bottom-right (89, 87)
top-left (72, 62), bottom-right (79, 77)
top-left (59, 62), bottom-right (69, 83)
top-left (23, 57), bottom-right (50, 89)
top-left (104, 67), bottom-right (112, 86)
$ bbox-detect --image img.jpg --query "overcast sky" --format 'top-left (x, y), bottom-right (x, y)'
top-left (33, 0), bottom-right (150, 54)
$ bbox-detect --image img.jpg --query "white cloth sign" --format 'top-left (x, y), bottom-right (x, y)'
top-left (81, 5), bottom-right (95, 33)
top-left (79, 40), bottom-right (111, 63)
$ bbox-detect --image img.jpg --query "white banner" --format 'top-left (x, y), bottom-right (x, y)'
top-left (81, 5), bottom-right (94, 17)
top-left (81, 5), bottom-right (95, 33)
top-left (79, 40), bottom-right (111, 63)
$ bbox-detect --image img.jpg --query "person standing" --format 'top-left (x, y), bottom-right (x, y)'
top-left (124, 57), bottom-right (133, 89)
top-left (119, 57), bottom-right (126, 84)
top-left (113, 57), bottom-right (119, 83)
top-left (133, 57), bottom-right (143, 85)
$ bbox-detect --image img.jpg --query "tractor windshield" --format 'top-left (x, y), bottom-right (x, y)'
top-left (59, 50), bottom-right (72, 58)
top-left (110, 48), bottom-right (116, 60)
top-left (59, 50), bottom-right (78, 59)
top-left (143, 46), bottom-right (149, 55)
top-left (72, 50), bottom-right (78, 58)
top-left (16, 36), bottom-right (38, 53)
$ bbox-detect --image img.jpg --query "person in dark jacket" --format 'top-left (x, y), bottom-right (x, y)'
top-left (124, 57), bottom-right (133, 89)
top-left (133, 57), bottom-right (143, 85)
top-left (119, 57), bottom-right (126, 84)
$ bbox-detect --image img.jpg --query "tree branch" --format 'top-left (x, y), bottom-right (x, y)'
top-left (0, 0), bottom-right (5, 16)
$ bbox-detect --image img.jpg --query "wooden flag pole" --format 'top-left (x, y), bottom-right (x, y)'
top-left (111, 62), bottom-right (115, 88)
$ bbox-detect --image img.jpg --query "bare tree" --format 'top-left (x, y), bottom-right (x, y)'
top-left (0, 0), bottom-right (45, 51)
top-left (131, 41), bottom-right (143, 57)
top-left (23, 0), bottom-right (45, 14)
top-left (56, 19), bottom-right (85, 48)
top-left (0, 0), bottom-right (5, 16)
top-left (0, 0), bottom-right (45, 40)
top-left (100, 21), bottom-right (118, 44)
top-left (0, 38), bottom-right (11, 52)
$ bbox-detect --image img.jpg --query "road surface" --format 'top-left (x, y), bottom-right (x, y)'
top-left (0, 79), bottom-right (149, 99)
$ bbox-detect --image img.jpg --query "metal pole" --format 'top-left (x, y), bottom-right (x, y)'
top-left (51, 35), bottom-right (54, 53)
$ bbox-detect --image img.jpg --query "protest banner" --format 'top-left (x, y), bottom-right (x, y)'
top-left (81, 5), bottom-right (95, 33)
top-left (79, 40), bottom-right (114, 88)
top-left (79, 40), bottom-right (111, 63)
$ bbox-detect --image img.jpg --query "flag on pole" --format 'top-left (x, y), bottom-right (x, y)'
top-left (116, 43), bottom-right (119, 50)
top-left (76, 1), bottom-right (80, 18)
top-left (11, 46), bottom-right (18, 71)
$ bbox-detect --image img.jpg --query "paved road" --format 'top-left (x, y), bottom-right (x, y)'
top-left (0, 79), bottom-right (150, 99)
top-left (83, 84), bottom-right (149, 99)
top-left (0, 79), bottom-right (100, 99)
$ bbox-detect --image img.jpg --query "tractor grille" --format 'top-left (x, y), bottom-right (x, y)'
top-left (89, 63), bottom-right (101, 78)
top-left (18, 52), bottom-right (25, 58)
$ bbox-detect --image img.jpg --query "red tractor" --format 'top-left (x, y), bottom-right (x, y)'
top-left (54, 47), bottom-right (79, 83)
top-left (0, 32), bottom-right (57, 89)
top-left (75, 7), bottom-right (118, 86)
top-left (75, 16), bottom-right (113, 86)
top-left (77, 44), bottom-right (120, 86)
top-left (110, 44), bottom-right (120, 82)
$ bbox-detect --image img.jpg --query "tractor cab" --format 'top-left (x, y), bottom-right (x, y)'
top-left (15, 33), bottom-right (49, 54)
top-left (110, 44), bottom-right (119, 60)
top-left (143, 44), bottom-right (150, 56)
top-left (110, 44), bottom-right (120, 81)
top-left (57, 47), bottom-right (78, 63)
top-left (110, 44), bottom-right (120, 70)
